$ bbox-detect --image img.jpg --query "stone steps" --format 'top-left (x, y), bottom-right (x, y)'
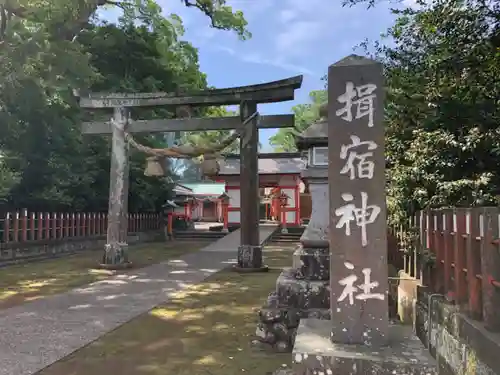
top-left (270, 227), bottom-right (305, 243)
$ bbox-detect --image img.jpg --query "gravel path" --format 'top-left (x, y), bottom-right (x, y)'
top-left (0, 225), bottom-right (277, 375)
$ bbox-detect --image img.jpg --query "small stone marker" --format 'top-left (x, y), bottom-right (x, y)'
top-left (328, 54), bottom-right (388, 346)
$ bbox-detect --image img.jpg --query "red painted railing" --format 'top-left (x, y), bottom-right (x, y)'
top-left (413, 207), bottom-right (500, 332)
top-left (0, 209), bottom-right (161, 243)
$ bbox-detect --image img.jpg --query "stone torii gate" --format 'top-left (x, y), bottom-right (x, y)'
top-left (79, 77), bottom-right (302, 270)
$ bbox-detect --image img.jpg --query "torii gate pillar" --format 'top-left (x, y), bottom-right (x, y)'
top-left (235, 101), bottom-right (265, 271)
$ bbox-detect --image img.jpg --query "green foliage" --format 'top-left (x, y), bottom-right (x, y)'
top-left (381, 0), bottom-right (500, 227)
top-left (271, 0), bottom-right (500, 232)
top-left (269, 90), bottom-right (327, 152)
top-left (0, 0), bottom-right (250, 212)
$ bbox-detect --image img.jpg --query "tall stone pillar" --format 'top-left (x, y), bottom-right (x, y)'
top-left (235, 101), bottom-right (267, 272)
top-left (292, 54), bottom-right (437, 375)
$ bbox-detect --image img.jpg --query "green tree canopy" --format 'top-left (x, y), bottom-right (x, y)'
top-left (0, 0), bottom-right (250, 212)
top-left (270, 0), bottom-right (500, 227)
top-left (269, 89), bottom-right (327, 152)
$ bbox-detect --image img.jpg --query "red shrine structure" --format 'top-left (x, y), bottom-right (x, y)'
top-left (169, 153), bottom-right (310, 231)
top-left (212, 152), bottom-right (307, 230)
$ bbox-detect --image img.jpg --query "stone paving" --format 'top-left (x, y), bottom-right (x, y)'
top-left (0, 225), bottom-right (277, 375)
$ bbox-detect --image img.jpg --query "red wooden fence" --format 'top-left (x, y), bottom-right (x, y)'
top-left (0, 209), bottom-right (161, 243)
top-left (414, 207), bottom-right (500, 333)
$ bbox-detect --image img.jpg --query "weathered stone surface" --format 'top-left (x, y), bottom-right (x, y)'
top-left (253, 285), bottom-right (331, 353)
top-left (237, 244), bottom-right (264, 269)
top-left (328, 55), bottom-right (389, 346)
top-left (293, 319), bottom-right (437, 375)
top-left (299, 179), bottom-right (329, 249)
top-left (276, 268), bottom-right (330, 310)
top-left (293, 246), bottom-right (330, 281)
top-left (415, 287), bottom-right (500, 375)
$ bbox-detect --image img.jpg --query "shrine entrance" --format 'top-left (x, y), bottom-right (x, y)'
top-left (78, 76), bottom-right (302, 271)
top-left (211, 152), bottom-right (306, 230)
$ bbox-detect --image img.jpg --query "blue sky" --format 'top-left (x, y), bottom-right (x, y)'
top-left (100, 0), bottom-right (404, 151)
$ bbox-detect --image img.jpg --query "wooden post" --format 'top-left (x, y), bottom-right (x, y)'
top-left (480, 208), bottom-right (500, 331)
top-left (51, 213), bottom-right (58, 239)
top-left (467, 209), bottom-right (483, 319)
top-left (102, 107), bottom-right (131, 267)
top-left (3, 212), bottom-right (10, 242)
top-left (37, 212), bottom-right (43, 241)
top-left (454, 208), bottom-right (468, 307)
top-left (29, 212), bottom-right (36, 241)
top-left (44, 213), bottom-right (50, 239)
top-left (13, 211), bottom-right (19, 242)
top-left (328, 55), bottom-right (388, 346)
top-left (443, 209), bottom-right (453, 298)
top-left (21, 208), bottom-right (28, 242)
top-left (236, 101), bottom-right (266, 271)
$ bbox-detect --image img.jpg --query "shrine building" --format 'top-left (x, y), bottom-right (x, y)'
top-left (212, 152), bottom-right (309, 230)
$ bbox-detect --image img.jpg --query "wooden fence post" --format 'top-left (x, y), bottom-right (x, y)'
top-left (442, 209), bottom-right (454, 299)
top-left (44, 213), bottom-right (50, 239)
top-left (467, 208), bottom-right (483, 320)
top-left (433, 210), bottom-right (444, 293)
top-left (20, 208), bottom-right (28, 242)
top-left (82, 213), bottom-right (87, 237)
top-left (3, 212), bottom-right (11, 242)
top-left (64, 213), bottom-right (70, 238)
top-left (58, 213), bottom-right (64, 239)
top-left (37, 213), bottom-right (43, 240)
top-left (480, 208), bottom-right (500, 332)
top-left (454, 208), bottom-right (467, 308)
top-left (51, 213), bottom-right (57, 239)
top-left (29, 212), bottom-right (36, 241)
top-left (13, 211), bottom-right (19, 242)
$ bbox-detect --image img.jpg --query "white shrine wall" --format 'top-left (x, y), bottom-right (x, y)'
top-left (215, 174), bottom-right (301, 226)
top-left (278, 175), bottom-right (301, 225)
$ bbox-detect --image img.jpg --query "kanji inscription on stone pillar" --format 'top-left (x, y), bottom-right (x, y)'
top-left (328, 55), bottom-right (388, 346)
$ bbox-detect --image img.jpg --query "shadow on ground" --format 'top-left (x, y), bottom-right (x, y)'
top-left (38, 243), bottom-right (296, 375)
top-left (0, 241), bottom-right (206, 310)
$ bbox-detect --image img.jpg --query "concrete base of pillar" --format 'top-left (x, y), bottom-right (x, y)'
top-left (234, 245), bottom-right (269, 273)
top-left (292, 319), bottom-right (437, 375)
top-left (222, 228), bottom-right (229, 233)
top-left (99, 242), bottom-right (133, 270)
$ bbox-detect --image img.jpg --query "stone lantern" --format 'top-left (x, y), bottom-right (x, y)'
top-left (218, 192), bottom-right (230, 233)
top-left (252, 106), bottom-right (330, 353)
top-left (294, 105), bottom-right (329, 280)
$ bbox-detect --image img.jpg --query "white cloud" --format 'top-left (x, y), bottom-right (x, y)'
top-left (214, 46), bottom-right (316, 76)
top-left (272, 0), bottom-right (337, 57)
top-left (279, 9), bottom-right (297, 23)
top-left (274, 20), bottom-right (323, 55)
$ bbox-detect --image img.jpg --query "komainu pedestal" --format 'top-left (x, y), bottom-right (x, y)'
top-left (253, 119), bottom-right (330, 352)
